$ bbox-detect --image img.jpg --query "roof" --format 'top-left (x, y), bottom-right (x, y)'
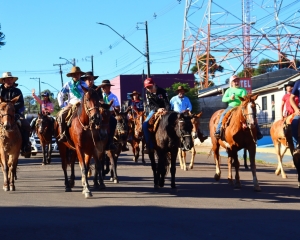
top-left (252, 72), bottom-right (300, 94)
top-left (197, 83), bottom-right (228, 98)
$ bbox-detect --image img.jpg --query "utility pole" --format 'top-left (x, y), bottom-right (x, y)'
top-left (53, 63), bottom-right (67, 87)
top-left (91, 55), bottom-right (94, 74)
top-left (145, 21), bottom-right (150, 78)
top-left (30, 77), bottom-right (41, 112)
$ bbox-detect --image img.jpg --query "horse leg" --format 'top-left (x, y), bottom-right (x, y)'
top-left (141, 138), bottom-right (146, 164)
top-left (248, 145), bottom-right (261, 191)
top-left (60, 146), bottom-right (72, 192)
top-left (157, 149), bottom-right (166, 188)
top-left (47, 143), bottom-right (52, 164)
top-left (41, 144), bottom-right (47, 165)
top-left (178, 148), bottom-right (184, 170)
top-left (274, 142), bottom-right (287, 178)
top-left (227, 152), bottom-right (234, 185)
top-left (107, 150), bottom-right (119, 183)
top-left (78, 151), bottom-right (92, 198)
top-left (2, 157), bottom-right (9, 191)
top-left (149, 151), bottom-right (158, 188)
top-left (170, 150), bottom-right (178, 189)
top-left (233, 152), bottom-right (241, 188)
top-left (189, 146), bottom-right (196, 170)
top-left (9, 155), bottom-right (18, 191)
top-left (243, 148), bottom-right (249, 170)
top-left (213, 142), bottom-right (221, 181)
top-left (134, 143), bottom-right (140, 163)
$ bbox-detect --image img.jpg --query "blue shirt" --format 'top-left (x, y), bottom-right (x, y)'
top-left (292, 80), bottom-right (300, 99)
top-left (170, 95), bottom-right (192, 112)
top-left (103, 92), bottom-right (120, 111)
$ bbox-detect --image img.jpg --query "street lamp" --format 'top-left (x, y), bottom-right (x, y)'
top-left (59, 57), bottom-right (76, 66)
top-left (30, 77), bottom-right (41, 112)
top-left (41, 81), bottom-right (60, 92)
top-left (19, 84), bottom-right (31, 92)
top-left (97, 22), bottom-right (151, 77)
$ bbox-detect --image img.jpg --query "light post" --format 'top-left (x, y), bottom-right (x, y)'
top-left (30, 77), bottom-right (41, 112)
top-left (41, 81), bottom-right (59, 92)
top-left (97, 22), bottom-right (150, 77)
top-left (53, 62), bottom-right (67, 87)
top-left (19, 84), bottom-right (32, 114)
top-left (59, 57), bottom-right (76, 66)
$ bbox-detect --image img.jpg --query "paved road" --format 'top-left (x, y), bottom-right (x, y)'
top-left (0, 150), bottom-right (300, 240)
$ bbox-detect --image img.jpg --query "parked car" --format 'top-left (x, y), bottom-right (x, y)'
top-left (30, 133), bottom-right (59, 156)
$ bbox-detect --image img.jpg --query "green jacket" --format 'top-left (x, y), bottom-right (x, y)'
top-left (222, 87), bottom-right (247, 107)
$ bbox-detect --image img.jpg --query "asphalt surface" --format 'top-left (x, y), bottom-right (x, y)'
top-left (0, 148), bottom-right (300, 240)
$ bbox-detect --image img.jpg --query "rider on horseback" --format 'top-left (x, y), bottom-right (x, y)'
top-left (170, 85), bottom-right (208, 143)
top-left (281, 81), bottom-right (298, 120)
top-left (142, 77), bottom-right (170, 154)
top-left (214, 75), bottom-right (263, 140)
top-left (83, 72), bottom-right (116, 151)
top-left (30, 90), bottom-right (54, 133)
top-left (0, 72), bottom-right (31, 155)
top-left (290, 79), bottom-right (300, 153)
top-left (57, 66), bottom-right (88, 142)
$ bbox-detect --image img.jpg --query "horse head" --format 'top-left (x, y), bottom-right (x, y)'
top-left (0, 96), bottom-right (19, 131)
top-left (131, 109), bottom-right (145, 140)
top-left (177, 112), bottom-right (194, 151)
top-left (99, 100), bottom-right (113, 140)
top-left (81, 86), bottom-right (101, 128)
top-left (36, 112), bottom-right (50, 134)
top-left (190, 111), bottom-right (203, 139)
top-left (239, 94), bottom-right (258, 130)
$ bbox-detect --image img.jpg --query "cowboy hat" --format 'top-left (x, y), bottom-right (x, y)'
top-left (82, 71), bottom-right (99, 80)
top-left (176, 86), bottom-right (188, 92)
top-left (129, 91), bottom-right (141, 98)
top-left (100, 79), bottom-right (114, 87)
top-left (284, 81), bottom-right (295, 89)
top-left (144, 78), bottom-right (154, 88)
top-left (0, 72), bottom-right (18, 84)
top-left (41, 92), bottom-right (49, 97)
top-left (66, 66), bottom-right (85, 77)
top-left (229, 75), bottom-right (240, 86)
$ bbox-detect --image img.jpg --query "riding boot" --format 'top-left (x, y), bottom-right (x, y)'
top-left (20, 128), bottom-right (31, 155)
top-left (57, 120), bottom-right (67, 143)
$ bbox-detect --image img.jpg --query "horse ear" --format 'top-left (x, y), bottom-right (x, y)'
top-left (238, 96), bottom-right (245, 102)
top-left (251, 94), bottom-right (259, 101)
top-left (95, 85), bottom-right (102, 91)
top-left (11, 95), bottom-right (20, 104)
top-left (195, 112), bottom-right (203, 118)
top-left (178, 113), bottom-right (184, 119)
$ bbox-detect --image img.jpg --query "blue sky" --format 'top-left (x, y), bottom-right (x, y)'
top-left (1, 0), bottom-right (300, 96)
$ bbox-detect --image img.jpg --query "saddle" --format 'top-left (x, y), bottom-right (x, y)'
top-left (148, 111), bottom-right (164, 133)
top-left (216, 107), bottom-right (238, 140)
top-left (66, 102), bottom-right (81, 127)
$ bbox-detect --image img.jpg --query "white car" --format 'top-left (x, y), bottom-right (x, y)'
top-left (30, 133), bottom-right (59, 156)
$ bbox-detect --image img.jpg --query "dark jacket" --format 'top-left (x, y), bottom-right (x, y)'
top-left (0, 84), bottom-right (25, 115)
top-left (129, 99), bottom-right (144, 112)
top-left (145, 86), bottom-right (170, 112)
top-left (92, 84), bottom-right (103, 101)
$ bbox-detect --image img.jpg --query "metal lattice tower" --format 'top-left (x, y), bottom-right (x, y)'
top-left (180, 0), bottom-right (300, 89)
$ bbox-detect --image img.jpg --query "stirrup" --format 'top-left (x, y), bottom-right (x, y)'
top-left (57, 133), bottom-right (67, 142)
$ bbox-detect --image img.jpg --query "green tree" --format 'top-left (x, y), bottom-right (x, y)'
top-left (166, 82), bottom-right (200, 113)
top-left (0, 24), bottom-right (5, 49)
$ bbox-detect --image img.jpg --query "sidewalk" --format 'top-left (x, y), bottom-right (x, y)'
top-left (194, 137), bottom-right (293, 165)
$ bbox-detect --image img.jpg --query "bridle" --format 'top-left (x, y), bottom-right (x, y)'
top-left (0, 102), bottom-right (16, 131)
top-left (241, 100), bottom-right (257, 143)
top-left (177, 117), bottom-right (192, 151)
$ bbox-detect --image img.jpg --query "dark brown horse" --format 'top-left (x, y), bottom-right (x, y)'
top-left (54, 86), bottom-right (105, 198)
top-left (0, 96), bottom-right (22, 191)
top-left (209, 94), bottom-right (261, 191)
top-left (36, 112), bottom-right (54, 165)
top-left (148, 111), bottom-right (194, 188)
top-left (128, 109), bottom-right (146, 163)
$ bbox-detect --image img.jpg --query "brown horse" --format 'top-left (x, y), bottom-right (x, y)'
top-left (54, 86), bottom-right (105, 198)
top-left (149, 111), bottom-right (194, 188)
top-left (209, 94), bottom-right (261, 191)
top-left (0, 96), bottom-right (22, 191)
top-left (178, 112), bottom-right (203, 171)
top-left (36, 113), bottom-right (54, 165)
top-left (128, 109), bottom-right (146, 163)
top-left (270, 118), bottom-right (293, 179)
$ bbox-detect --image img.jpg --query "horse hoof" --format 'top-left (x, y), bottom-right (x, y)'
top-left (228, 179), bottom-right (234, 185)
top-left (234, 183), bottom-right (241, 189)
top-left (171, 184), bottom-right (176, 189)
top-left (3, 186), bottom-right (9, 191)
top-left (189, 165), bottom-right (193, 170)
top-left (154, 184), bottom-right (159, 189)
top-left (110, 177), bottom-right (113, 182)
top-left (113, 179), bottom-right (119, 184)
top-left (99, 183), bottom-right (106, 190)
top-left (184, 167), bottom-right (188, 171)
top-left (244, 165), bottom-right (249, 170)
top-left (275, 169), bottom-right (281, 176)
top-left (65, 188), bottom-right (72, 192)
top-left (214, 173), bottom-right (221, 181)
top-left (10, 186), bottom-right (15, 191)
top-left (85, 192), bottom-right (93, 199)
top-left (42, 162), bottom-right (46, 166)
top-left (254, 185), bottom-right (261, 192)
top-left (282, 174), bottom-right (287, 179)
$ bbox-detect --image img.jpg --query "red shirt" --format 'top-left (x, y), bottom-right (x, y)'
top-left (282, 93), bottom-right (299, 116)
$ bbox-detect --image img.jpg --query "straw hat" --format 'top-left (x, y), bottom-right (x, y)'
top-left (129, 91), bottom-right (141, 98)
top-left (0, 72), bottom-right (18, 84)
top-left (82, 71), bottom-right (99, 80)
top-left (66, 66), bottom-right (85, 77)
top-left (229, 75), bottom-right (240, 86)
top-left (176, 86), bottom-right (188, 93)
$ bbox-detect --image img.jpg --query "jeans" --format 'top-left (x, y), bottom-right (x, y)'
top-left (142, 110), bottom-right (155, 149)
top-left (215, 106), bottom-right (233, 133)
top-left (291, 115), bottom-right (300, 148)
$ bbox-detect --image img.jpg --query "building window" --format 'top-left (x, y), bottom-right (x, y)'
top-left (262, 96), bottom-right (267, 110)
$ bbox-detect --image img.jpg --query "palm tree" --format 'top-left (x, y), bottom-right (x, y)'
top-left (0, 24), bottom-right (6, 49)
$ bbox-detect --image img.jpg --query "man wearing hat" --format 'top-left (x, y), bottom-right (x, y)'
top-left (170, 85), bottom-right (208, 142)
top-left (57, 66), bottom-right (88, 142)
top-left (82, 71), bottom-right (103, 101)
top-left (0, 72), bottom-right (31, 155)
top-left (214, 75), bottom-right (263, 140)
top-left (128, 91), bottom-right (144, 112)
top-left (281, 81), bottom-right (298, 119)
top-left (142, 77), bottom-right (170, 154)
